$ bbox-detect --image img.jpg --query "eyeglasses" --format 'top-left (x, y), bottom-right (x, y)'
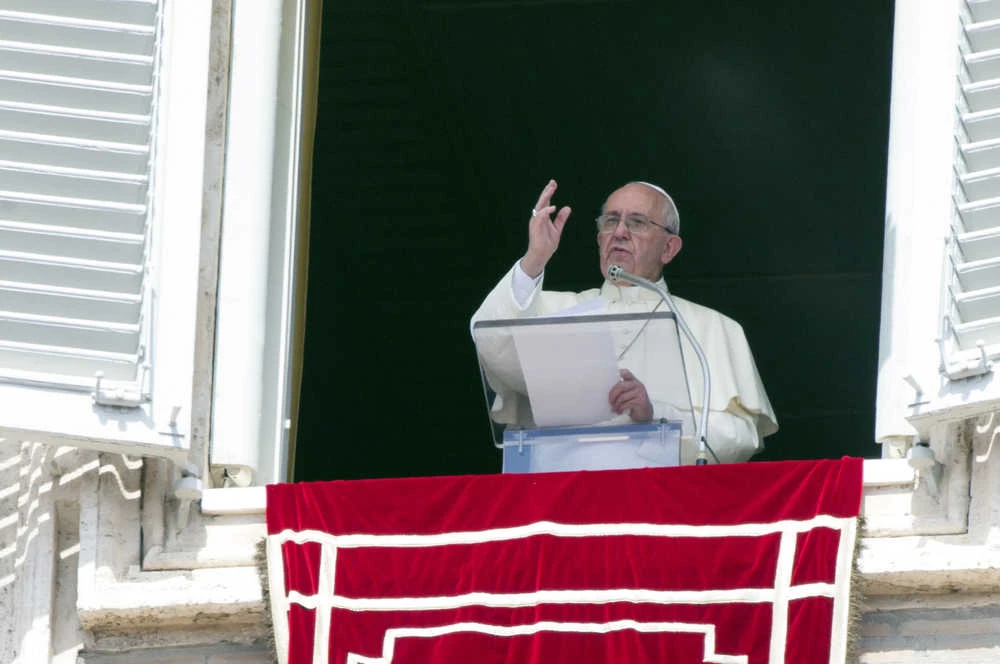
top-left (595, 213), bottom-right (674, 235)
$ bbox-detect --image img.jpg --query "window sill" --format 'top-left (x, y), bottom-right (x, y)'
top-left (185, 460), bottom-right (984, 597)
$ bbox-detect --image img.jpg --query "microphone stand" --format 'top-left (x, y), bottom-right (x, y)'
top-left (607, 265), bottom-right (717, 465)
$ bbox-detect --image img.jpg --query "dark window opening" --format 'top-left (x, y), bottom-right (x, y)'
top-left (296, 1), bottom-right (893, 481)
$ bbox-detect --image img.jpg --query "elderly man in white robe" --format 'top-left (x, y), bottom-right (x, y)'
top-left (472, 179), bottom-right (778, 470)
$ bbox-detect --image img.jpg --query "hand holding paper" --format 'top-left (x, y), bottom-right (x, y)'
top-left (609, 368), bottom-right (653, 422)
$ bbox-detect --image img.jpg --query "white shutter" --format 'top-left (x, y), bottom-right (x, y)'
top-left (0, 0), bottom-right (158, 392)
top-left (0, 0), bottom-right (213, 462)
top-left (947, 1), bottom-right (1000, 370)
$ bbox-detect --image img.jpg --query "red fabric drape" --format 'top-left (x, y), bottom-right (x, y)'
top-left (267, 458), bottom-right (863, 664)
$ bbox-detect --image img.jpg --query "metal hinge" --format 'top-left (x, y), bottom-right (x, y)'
top-left (940, 339), bottom-right (992, 381)
top-left (938, 320), bottom-right (993, 381)
top-left (91, 367), bottom-right (151, 408)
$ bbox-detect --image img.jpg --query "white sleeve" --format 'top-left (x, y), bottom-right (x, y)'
top-left (704, 410), bottom-right (760, 463)
top-left (511, 260), bottom-right (543, 309)
top-left (650, 399), bottom-right (761, 464)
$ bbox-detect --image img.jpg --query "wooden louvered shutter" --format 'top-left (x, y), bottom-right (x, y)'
top-left (0, 0), bottom-right (212, 462)
top-left (948, 1), bottom-right (1000, 376)
top-left (0, 0), bottom-right (157, 391)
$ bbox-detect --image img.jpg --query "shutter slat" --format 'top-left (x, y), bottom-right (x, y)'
top-left (0, 69), bottom-right (152, 96)
top-left (0, 15), bottom-right (153, 54)
top-left (961, 167), bottom-right (1000, 200)
top-left (958, 196), bottom-right (1000, 231)
top-left (0, 281), bottom-right (139, 323)
top-left (0, 159), bottom-right (145, 184)
top-left (955, 256), bottom-right (1000, 292)
top-left (0, 190), bottom-right (144, 214)
top-left (0, 341), bottom-right (137, 382)
top-left (960, 136), bottom-right (1000, 171)
top-left (0, 38), bottom-right (153, 64)
top-left (0, 165), bottom-right (146, 205)
top-left (0, 43), bottom-right (153, 86)
top-left (965, 49), bottom-right (1000, 82)
top-left (958, 227), bottom-right (1000, 262)
top-left (0, 0), bottom-right (156, 26)
top-left (953, 316), bottom-right (1000, 348)
top-left (0, 221), bottom-right (144, 264)
top-left (0, 196), bottom-right (145, 234)
top-left (956, 285), bottom-right (1000, 319)
top-left (0, 77), bottom-right (151, 115)
top-left (970, 0), bottom-right (1000, 24)
top-left (0, 251), bottom-right (142, 295)
top-left (967, 19), bottom-right (1000, 53)
top-left (0, 100), bottom-right (149, 124)
top-left (963, 79), bottom-right (1000, 114)
top-left (0, 313), bottom-right (139, 354)
top-left (960, 109), bottom-right (1000, 143)
top-left (0, 105), bottom-right (150, 144)
top-left (0, 136), bottom-right (147, 173)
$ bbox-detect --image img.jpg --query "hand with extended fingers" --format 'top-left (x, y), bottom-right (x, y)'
top-left (520, 179), bottom-right (572, 278)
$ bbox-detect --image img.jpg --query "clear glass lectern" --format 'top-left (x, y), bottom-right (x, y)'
top-left (472, 311), bottom-right (695, 473)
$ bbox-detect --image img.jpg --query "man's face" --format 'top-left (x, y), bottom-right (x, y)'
top-left (598, 184), bottom-right (681, 282)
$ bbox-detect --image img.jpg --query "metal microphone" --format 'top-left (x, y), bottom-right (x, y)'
top-left (608, 264), bottom-right (716, 465)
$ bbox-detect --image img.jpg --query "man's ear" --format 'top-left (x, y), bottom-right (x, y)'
top-left (661, 235), bottom-right (683, 266)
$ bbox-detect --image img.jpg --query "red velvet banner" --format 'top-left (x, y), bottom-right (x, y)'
top-left (266, 458), bottom-right (863, 664)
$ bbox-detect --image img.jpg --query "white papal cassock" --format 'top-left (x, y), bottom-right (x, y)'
top-left (472, 262), bottom-right (778, 468)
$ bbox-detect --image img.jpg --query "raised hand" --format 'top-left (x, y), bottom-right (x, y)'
top-left (520, 179), bottom-right (572, 278)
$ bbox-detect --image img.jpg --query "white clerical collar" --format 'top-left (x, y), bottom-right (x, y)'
top-left (600, 278), bottom-right (669, 303)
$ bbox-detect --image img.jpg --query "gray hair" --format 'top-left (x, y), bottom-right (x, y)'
top-left (630, 181), bottom-right (680, 234)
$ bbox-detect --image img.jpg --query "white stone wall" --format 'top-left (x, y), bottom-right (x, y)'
top-left (78, 646), bottom-right (272, 663)
top-left (0, 442), bottom-right (90, 663)
top-left (0, 440), bottom-right (269, 663)
top-left (860, 596), bottom-right (1000, 663)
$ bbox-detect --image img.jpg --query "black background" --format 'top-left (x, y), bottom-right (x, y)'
top-left (295, 0), bottom-right (893, 481)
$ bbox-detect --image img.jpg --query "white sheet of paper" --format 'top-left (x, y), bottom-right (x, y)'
top-left (511, 310), bottom-right (620, 427)
top-left (540, 295), bottom-right (607, 318)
